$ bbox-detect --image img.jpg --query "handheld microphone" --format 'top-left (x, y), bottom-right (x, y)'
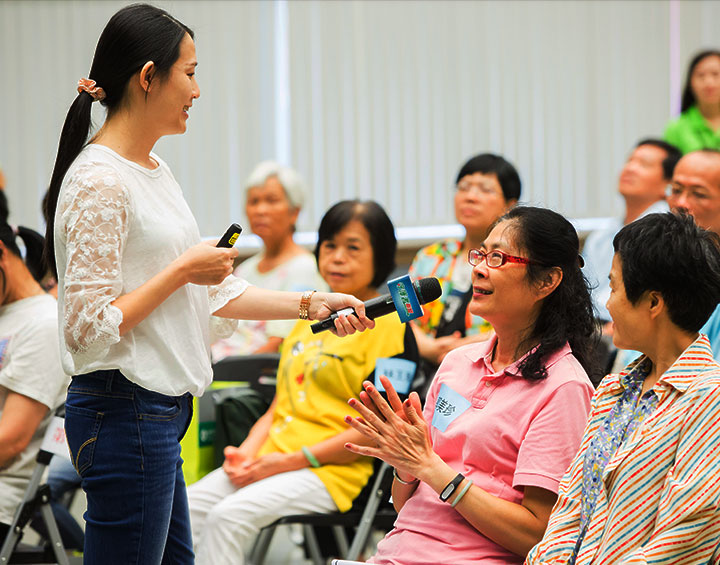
top-left (217, 223), bottom-right (243, 248)
top-left (310, 277), bottom-right (441, 334)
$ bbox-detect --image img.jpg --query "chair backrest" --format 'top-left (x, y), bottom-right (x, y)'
top-left (0, 407), bottom-right (71, 564)
top-left (38, 410), bottom-right (70, 464)
top-left (212, 353), bottom-right (281, 404)
top-left (210, 354), bottom-right (281, 468)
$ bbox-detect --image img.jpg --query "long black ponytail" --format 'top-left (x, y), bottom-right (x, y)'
top-left (43, 3), bottom-right (194, 276)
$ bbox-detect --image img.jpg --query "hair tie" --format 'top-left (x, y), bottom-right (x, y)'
top-left (77, 78), bottom-right (106, 102)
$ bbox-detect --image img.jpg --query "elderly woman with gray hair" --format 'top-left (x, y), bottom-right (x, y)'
top-left (212, 161), bottom-right (326, 359)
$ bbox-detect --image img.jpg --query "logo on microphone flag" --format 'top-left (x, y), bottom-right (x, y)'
top-left (387, 274), bottom-right (422, 323)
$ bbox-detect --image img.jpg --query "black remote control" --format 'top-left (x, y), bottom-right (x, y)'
top-left (216, 223), bottom-right (243, 248)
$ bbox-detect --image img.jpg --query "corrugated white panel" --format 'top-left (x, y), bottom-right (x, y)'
top-left (0, 0), bottom-right (277, 235)
top-left (285, 0), bottom-right (673, 230)
top-left (0, 0), bottom-right (713, 241)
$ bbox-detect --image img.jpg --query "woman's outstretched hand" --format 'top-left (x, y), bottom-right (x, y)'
top-left (309, 292), bottom-right (375, 336)
top-left (344, 376), bottom-right (435, 482)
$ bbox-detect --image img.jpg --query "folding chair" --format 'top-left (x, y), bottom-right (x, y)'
top-left (211, 353), bottom-right (280, 402)
top-left (248, 460), bottom-right (396, 565)
top-left (216, 350), bottom-right (419, 564)
top-left (0, 407), bottom-right (80, 565)
top-left (244, 346), bottom-right (420, 565)
top-left (208, 354), bottom-right (280, 469)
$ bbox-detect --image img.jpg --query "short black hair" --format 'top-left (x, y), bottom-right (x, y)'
top-left (681, 50), bottom-right (720, 113)
top-left (613, 212), bottom-right (720, 333)
top-left (314, 200), bottom-right (396, 288)
top-left (455, 153), bottom-right (522, 202)
top-left (635, 138), bottom-right (682, 180)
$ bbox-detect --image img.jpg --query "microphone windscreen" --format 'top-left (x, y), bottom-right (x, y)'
top-left (415, 277), bottom-right (442, 304)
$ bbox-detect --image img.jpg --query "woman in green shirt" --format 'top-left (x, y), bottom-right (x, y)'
top-left (664, 50), bottom-right (720, 154)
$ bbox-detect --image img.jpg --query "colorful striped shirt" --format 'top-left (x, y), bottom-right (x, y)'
top-left (526, 334), bottom-right (720, 565)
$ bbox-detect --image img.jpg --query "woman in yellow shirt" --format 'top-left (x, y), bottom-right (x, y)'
top-left (188, 200), bottom-right (418, 564)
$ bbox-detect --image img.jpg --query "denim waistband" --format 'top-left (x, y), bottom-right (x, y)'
top-left (72, 369), bottom-right (187, 401)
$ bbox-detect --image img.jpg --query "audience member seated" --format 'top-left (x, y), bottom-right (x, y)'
top-left (345, 206), bottom-right (597, 564)
top-left (664, 149), bottom-right (720, 356)
top-left (615, 149), bottom-right (720, 371)
top-left (188, 200), bottom-right (419, 565)
top-left (0, 206), bottom-right (69, 543)
top-left (582, 139), bottom-right (681, 325)
top-left (212, 161), bottom-right (326, 360)
top-left (664, 50), bottom-right (720, 154)
top-left (528, 212), bottom-right (720, 564)
top-left (409, 153), bottom-right (520, 379)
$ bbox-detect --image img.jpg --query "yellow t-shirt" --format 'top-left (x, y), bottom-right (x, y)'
top-left (257, 315), bottom-right (415, 512)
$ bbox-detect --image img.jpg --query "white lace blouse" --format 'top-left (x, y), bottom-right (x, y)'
top-left (54, 144), bottom-right (247, 396)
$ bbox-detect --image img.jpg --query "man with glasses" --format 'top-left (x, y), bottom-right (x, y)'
top-left (668, 149), bottom-right (720, 355)
top-left (582, 139), bottom-right (682, 328)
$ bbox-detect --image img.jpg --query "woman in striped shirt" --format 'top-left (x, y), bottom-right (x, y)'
top-left (527, 212), bottom-right (720, 564)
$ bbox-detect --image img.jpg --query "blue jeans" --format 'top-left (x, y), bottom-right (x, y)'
top-left (65, 370), bottom-right (194, 565)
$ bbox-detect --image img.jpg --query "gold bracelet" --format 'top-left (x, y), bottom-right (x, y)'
top-left (299, 290), bottom-right (316, 320)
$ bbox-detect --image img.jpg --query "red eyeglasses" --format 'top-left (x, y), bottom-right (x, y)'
top-left (468, 248), bottom-right (534, 268)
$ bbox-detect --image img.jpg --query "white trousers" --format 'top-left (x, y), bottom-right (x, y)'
top-left (188, 467), bottom-right (337, 565)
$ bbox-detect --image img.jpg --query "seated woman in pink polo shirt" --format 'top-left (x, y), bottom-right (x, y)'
top-left (345, 206), bottom-right (599, 564)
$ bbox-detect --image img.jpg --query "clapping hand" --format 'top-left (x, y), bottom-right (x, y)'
top-left (344, 376), bottom-right (434, 482)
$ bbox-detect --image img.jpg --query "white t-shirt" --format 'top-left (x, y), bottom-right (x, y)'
top-left (54, 144), bottom-right (248, 397)
top-left (0, 294), bottom-right (69, 525)
top-left (211, 252), bottom-right (327, 360)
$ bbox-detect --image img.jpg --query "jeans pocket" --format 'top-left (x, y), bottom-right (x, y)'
top-left (135, 387), bottom-right (182, 421)
top-left (64, 404), bottom-right (104, 476)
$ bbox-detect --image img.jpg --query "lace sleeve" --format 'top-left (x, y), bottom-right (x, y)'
top-left (208, 275), bottom-right (249, 341)
top-left (58, 163), bottom-right (129, 361)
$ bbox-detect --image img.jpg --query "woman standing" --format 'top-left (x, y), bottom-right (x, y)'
top-left (43, 5), bottom-right (371, 564)
top-left (665, 50), bottom-right (720, 153)
top-left (346, 207), bottom-right (598, 564)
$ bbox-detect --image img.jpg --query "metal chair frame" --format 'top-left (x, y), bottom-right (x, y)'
top-left (0, 410), bottom-right (78, 565)
top-left (248, 462), bottom-right (396, 565)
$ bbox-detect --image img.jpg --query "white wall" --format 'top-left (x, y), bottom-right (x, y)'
top-left (1, 0), bottom-right (719, 244)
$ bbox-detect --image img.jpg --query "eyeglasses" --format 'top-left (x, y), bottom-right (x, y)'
top-left (666, 182), bottom-right (713, 203)
top-left (456, 182), bottom-right (501, 196)
top-left (468, 248), bottom-right (534, 268)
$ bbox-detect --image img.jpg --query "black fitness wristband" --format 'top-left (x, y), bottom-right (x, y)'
top-left (439, 472), bottom-right (465, 502)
